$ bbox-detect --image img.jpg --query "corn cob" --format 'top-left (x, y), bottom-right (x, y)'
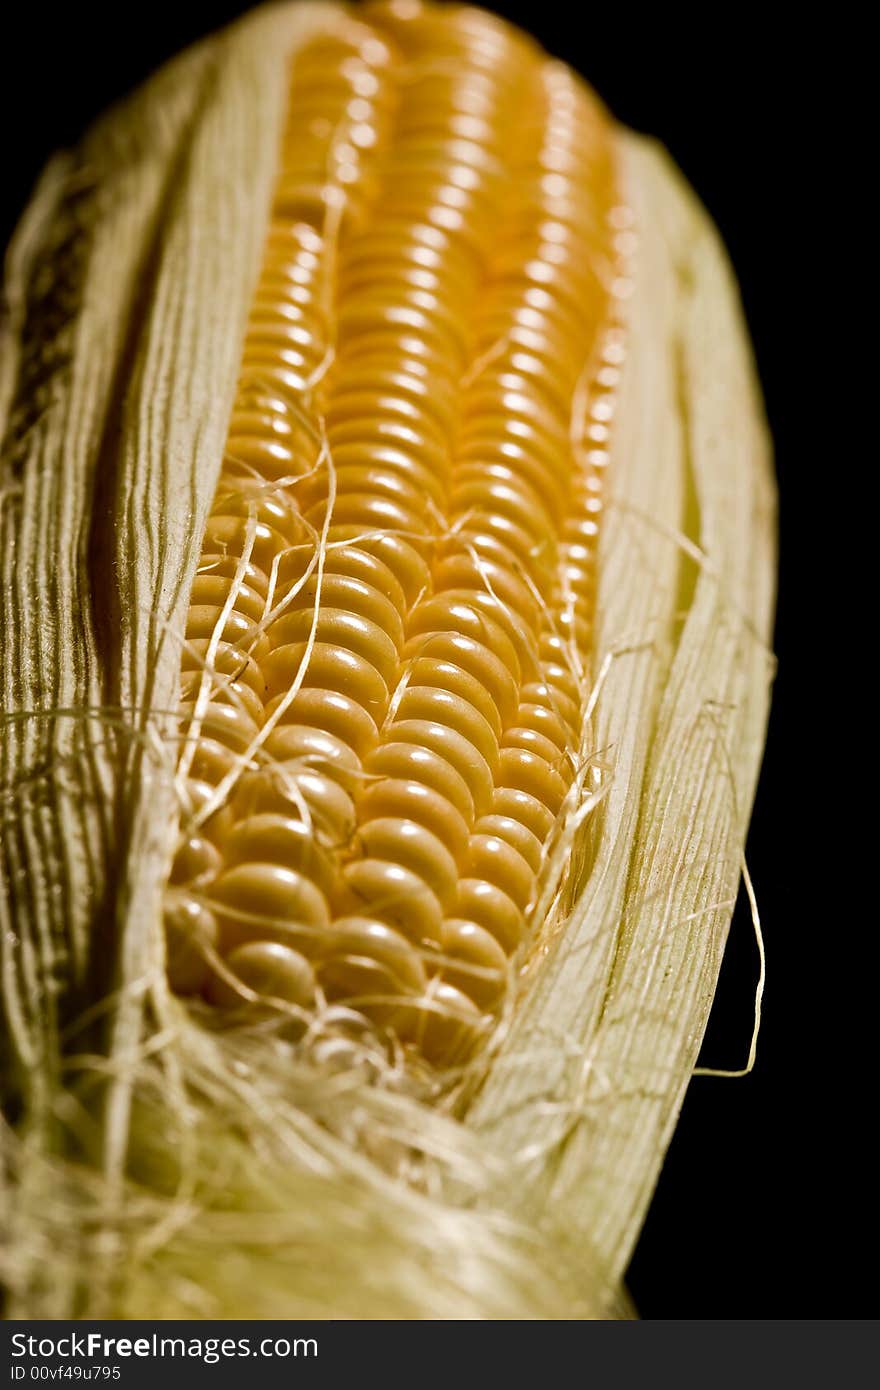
top-left (166, 3), bottom-right (624, 1064)
top-left (0, 0), bottom-right (775, 1319)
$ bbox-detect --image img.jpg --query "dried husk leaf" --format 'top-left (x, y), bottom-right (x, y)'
top-left (0, 3), bottom-right (775, 1318)
top-left (472, 135), bottom-right (776, 1280)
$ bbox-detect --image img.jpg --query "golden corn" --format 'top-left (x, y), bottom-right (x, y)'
top-left (1, 0), bottom-right (775, 1320)
top-left (165, 2), bottom-right (625, 1063)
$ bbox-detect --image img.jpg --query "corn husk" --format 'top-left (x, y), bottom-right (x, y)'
top-left (0, 2), bottom-right (775, 1318)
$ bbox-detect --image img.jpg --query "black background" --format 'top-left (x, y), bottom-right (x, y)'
top-left (1, 2), bottom-right (865, 1319)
